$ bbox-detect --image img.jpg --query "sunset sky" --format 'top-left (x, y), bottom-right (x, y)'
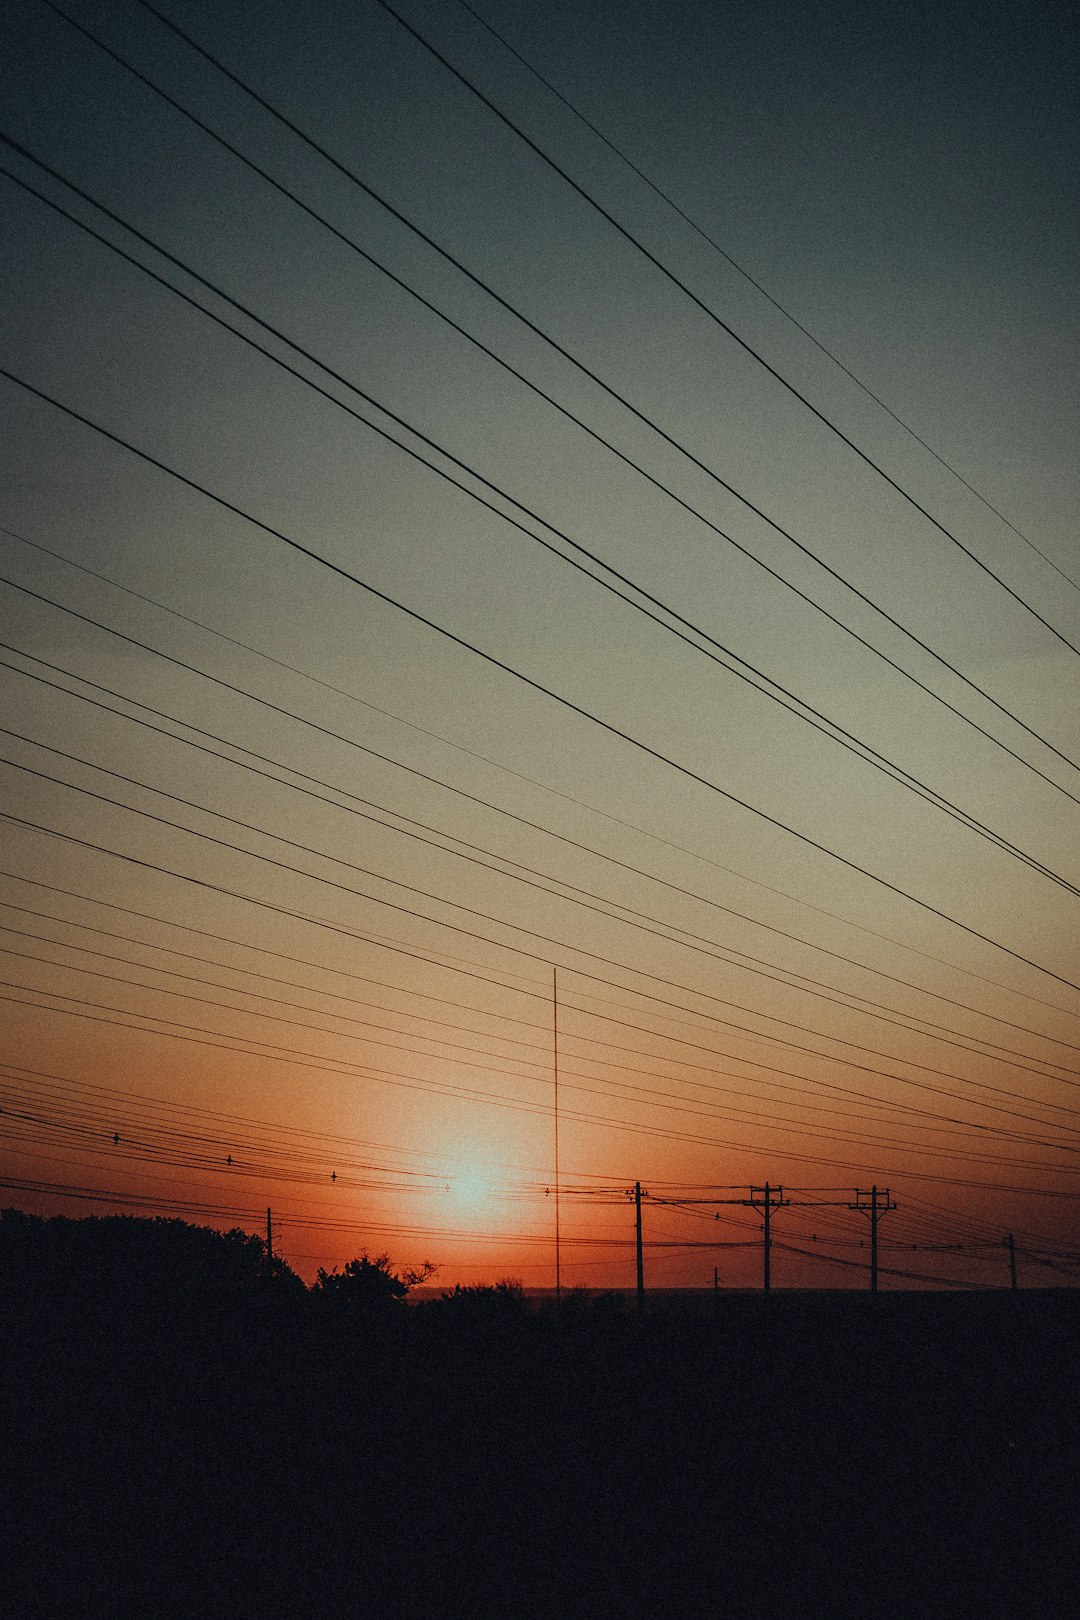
top-left (2, 0), bottom-right (1078, 1291)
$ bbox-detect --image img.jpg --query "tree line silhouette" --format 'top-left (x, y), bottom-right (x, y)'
top-left (2, 1208), bottom-right (1077, 1619)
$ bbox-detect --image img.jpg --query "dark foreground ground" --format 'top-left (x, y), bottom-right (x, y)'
top-left (3, 1240), bottom-right (1078, 1618)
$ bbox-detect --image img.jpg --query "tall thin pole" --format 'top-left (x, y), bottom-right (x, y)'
top-left (266, 1206), bottom-right (272, 1265)
top-left (763, 1181), bottom-right (771, 1296)
top-left (870, 1184), bottom-right (879, 1294)
top-left (1007, 1232), bottom-right (1017, 1292)
top-left (745, 1185), bottom-right (783, 1295)
top-left (553, 967), bottom-right (561, 1305)
top-left (635, 1180), bottom-right (644, 1311)
top-left (848, 1185), bottom-right (894, 1288)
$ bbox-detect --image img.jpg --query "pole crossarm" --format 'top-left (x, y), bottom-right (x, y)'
top-left (847, 1187), bottom-right (897, 1218)
top-left (744, 1184), bottom-right (786, 1215)
top-left (626, 1182), bottom-right (648, 1309)
top-left (743, 1183), bottom-right (785, 1294)
top-left (648, 1194), bottom-right (857, 1210)
top-left (846, 1186), bottom-right (896, 1292)
top-left (647, 1185), bottom-right (899, 1294)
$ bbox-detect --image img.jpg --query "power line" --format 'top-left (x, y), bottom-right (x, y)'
top-left (561, 991), bottom-right (1080, 1129)
top-left (0, 911), bottom-right (555, 1054)
top-left (6, 921), bottom-right (1074, 1161)
top-left (33, 4), bottom-right (1080, 791)
top-left (774, 1240), bottom-right (980, 1288)
top-left (370, 0), bottom-right (1080, 659)
top-left (0, 1172), bottom-right (593, 1248)
top-left (7, 868), bottom-right (1076, 1155)
top-left (4, 649), bottom-right (1077, 1083)
top-left (0, 1101), bottom-right (442, 1196)
top-left (34, 1065), bottom-right (1046, 1225)
top-left (0, 875), bottom-right (557, 1031)
top-left (4, 1101), bottom-right (1075, 1263)
top-left (894, 1189), bottom-right (1066, 1253)
top-left (14, 1024), bottom-right (1069, 1181)
top-left (4, 897), bottom-right (1077, 1182)
top-left (0, 942), bottom-right (551, 1081)
top-left (3, 366), bottom-right (1078, 996)
top-left (453, 0), bottom-right (1080, 598)
top-left (6, 750), bottom-right (1080, 1127)
top-left (5, 570), bottom-right (1078, 1046)
top-left (6, 151), bottom-right (1076, 886)
top-left (8, 992), bottom-right (1064, 1192)
top-left (7, 756), bottom-right (1080, 1162)
top-left (6, 988), bottom-right (1080, 1197)
top-left (2, 1058), bottom-right (626, 1187)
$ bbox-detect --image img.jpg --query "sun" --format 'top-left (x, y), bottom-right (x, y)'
top-left (447, 1166), bottom-right (494, 1209)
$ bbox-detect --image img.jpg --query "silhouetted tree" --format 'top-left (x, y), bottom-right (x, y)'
top-left (311, 1252), bottom-right (435, 1314)
top-left (0, 1208), bottom-right (304, 1320)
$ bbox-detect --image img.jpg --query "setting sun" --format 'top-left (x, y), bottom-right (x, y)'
top-left (447, 1166), bottom-right (496, 1210)
top-left (3, 0), bottom-right (1078, 1611)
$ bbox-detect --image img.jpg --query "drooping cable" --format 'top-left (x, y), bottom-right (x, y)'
top-left (5, 524), bottom-right (1079, 1034)
top-left (368, 0), bottom-right (1080, 657)
top-left (453, 0), bottom-right (1080, 597)
top-left (33, 5), bottom-right (1080, 786)
top-left (5, 148), bottom-right (1075, 879)
top-left (3, 364), bottom-right (1078, 996)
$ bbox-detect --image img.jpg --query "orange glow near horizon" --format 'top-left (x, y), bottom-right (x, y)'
top-left (2, 0), bottom-right (1079, 1298)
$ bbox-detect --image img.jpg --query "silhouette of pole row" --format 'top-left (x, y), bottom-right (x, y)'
top-left (638, 1184), bottom-right (899, 1297)
top-left (633, 1189), bottom-right (1030, 1298)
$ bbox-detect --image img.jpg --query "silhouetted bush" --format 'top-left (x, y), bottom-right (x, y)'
top-left (434, 1278), bottom-right (528, 1319)
top-left (310, 1252), bottom-right (434, 1316)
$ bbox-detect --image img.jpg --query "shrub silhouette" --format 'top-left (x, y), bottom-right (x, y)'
top-left (311, 1252), bottom-right (434, 1314)
top-left (434, 1278), bottom-right (528, 1321)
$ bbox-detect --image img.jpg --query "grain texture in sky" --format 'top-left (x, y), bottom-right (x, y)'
top-left (2, 0), bottom-right (1078, 1290)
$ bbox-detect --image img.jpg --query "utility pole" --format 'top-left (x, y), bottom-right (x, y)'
top-left (849, 1186), bottom-right (895, 1291)
top-left (652, 1183), bottom-right (897, 1296)
top-left (1006, 1232), bottom-right (1018, 1292)
top-left (747, 1183), bottom-right (784, 1296)
top-left (266, 1206), bottom-right (273, 1267)
top-left (553, 968), bottom-right (561, 1306)
top-left (627, 1181), bottom-right (647, 1311)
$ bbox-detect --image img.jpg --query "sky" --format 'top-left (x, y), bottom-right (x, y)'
top-left (1, 0), bottom-right (1078, 1291)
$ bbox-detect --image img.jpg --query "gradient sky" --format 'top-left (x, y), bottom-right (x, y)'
top-left (1, 0), bottom-right (1078, 1290)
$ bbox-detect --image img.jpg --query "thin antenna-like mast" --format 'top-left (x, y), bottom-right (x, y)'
top-left (553, 965), bottom-right (561, 1304)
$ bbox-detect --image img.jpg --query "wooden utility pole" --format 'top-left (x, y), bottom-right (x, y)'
top-left (849, 1186), bottom-right (895, 1291)
top-left (627, 1181), bottom-right (646, 1311)
top-left (1006, 1232), bottom-right (1018, 1291)
top-left (747, 1183), bottom-right (785, 1296)
top-left (266, 1206), bottom-right (273, 1265)
top-left (870, 1186), bottom-right (879, 1292)
top-left (652, 1184), bottom-right (897, 1296)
